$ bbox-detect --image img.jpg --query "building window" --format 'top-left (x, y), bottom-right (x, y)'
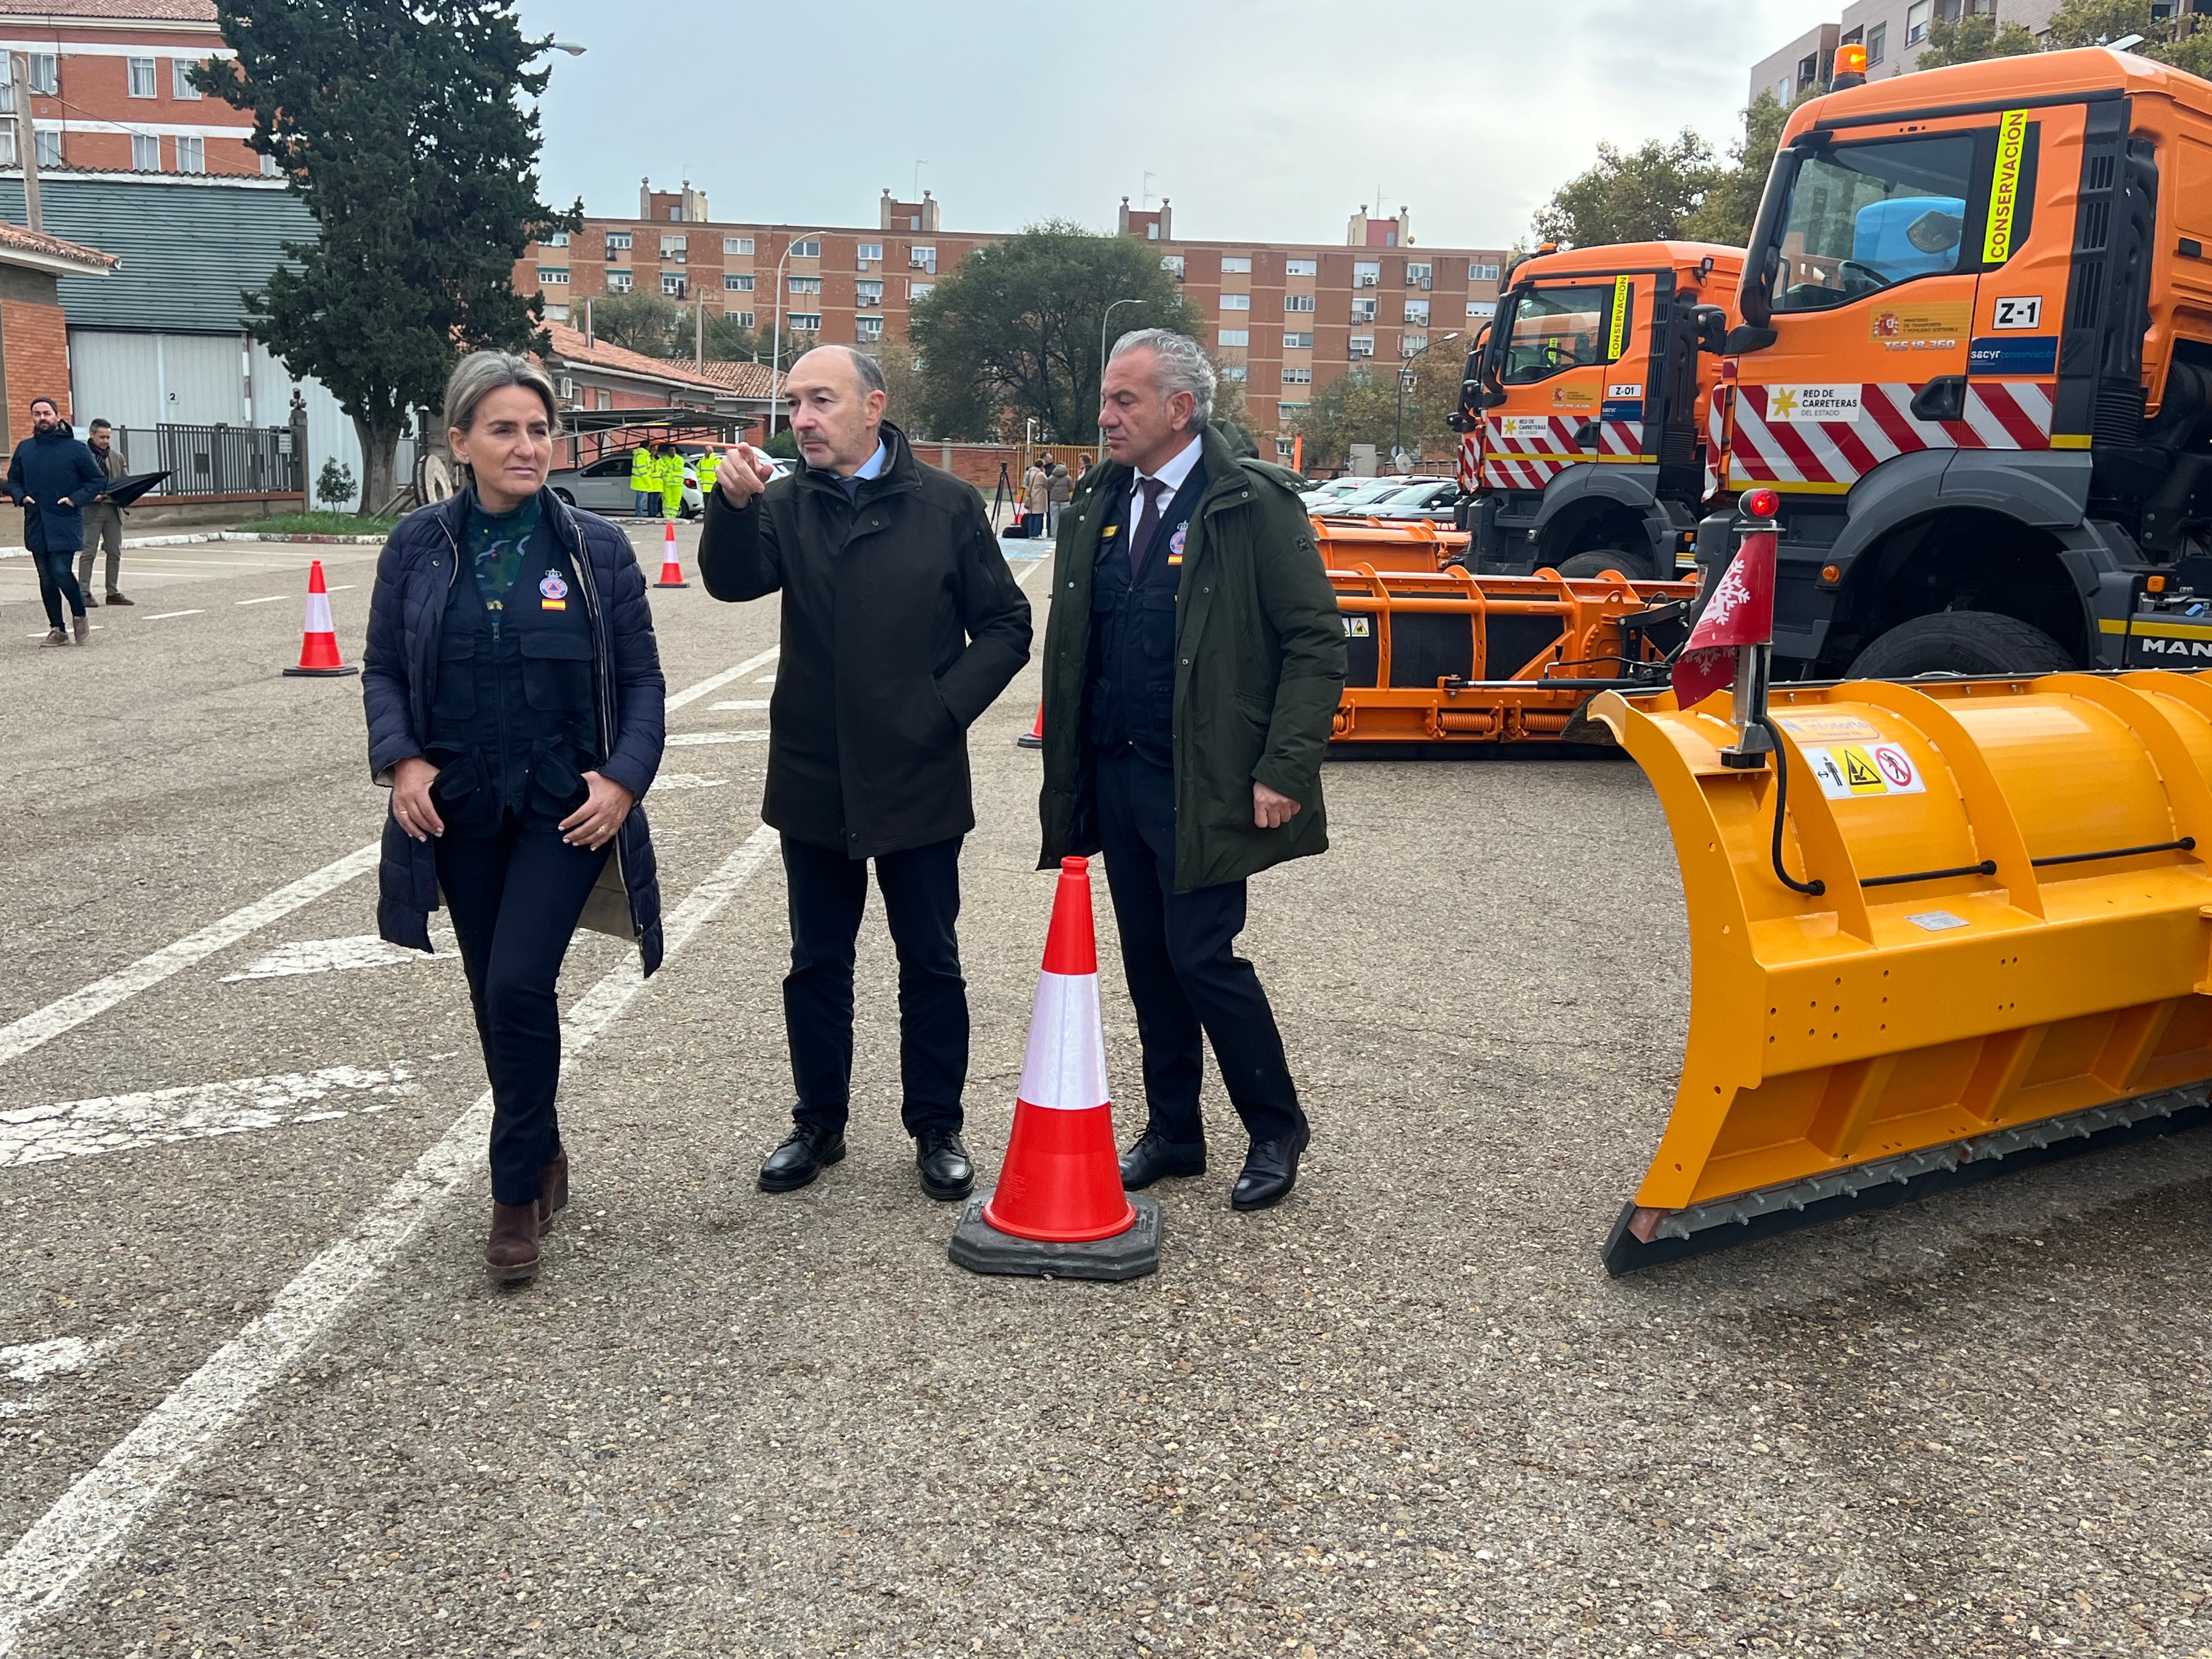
top-left (787, 313), bottom-right (822, 332)
top-left (26, 54), bottom-right (56, 95)
top-left (538, 267), bottom-right (569, 285)
top-left (0, 74), bottom-right (12, 114)
top-left (131, 133), bottom-right (159, 171)
top-left (1277, 401), bottom-right (1307, 415)
top-left (127, 58), bottom-right (156, 98)
top-left (170, 58), bottom-right (199, 99)
top-left (856, 279), bottom-right (883, 306)
top-left (1285, 294), bottom-right (1316, 313)
top-left (857, 241), bottom-right (882, 264)
top-left (1353, 260), bottom-right (1380, 287)
top-left (1905, 1), bottom-right (1929, 44)
top-left (1281, 366), bottom-right (1312, 385)
top-left (1867, 21), bottom-right (1887, 63)
top-left (607, 272), bottom-right (633, 294)
top-left (1352, 296), bottom-right (1378, 322)
top-left (176, 133), bottom-right (206, 171)
top-left (1467, 300), bottom-right (1496, 318)
top-left (1218, 329), bottom-right (1249, 347)
top-left (856, 315), bottom-right (883, 341)
top-left (910, 280), bottom-right (934, 300)
top-left (1276, 438), bottom-right (1295, 458)
top-left (1470, 262), bottom-right (1500, 283)
top-left (259, 151), bottom-right (277, 177)
top-left (606, 231), bottom-right (631, 252)
top-left (1349, 335), bottom-right (1375, 358)
top-left (727, 310), bottom-right (755, 327)
top-left (909, 244), bottom-right (934, 272)
top-left (1403, 335), bottom-right (1429, 356)
top-left (1283, 331), bottom-right (1313, 349)
top-left (1285, 257), bottom-right (1317, 277)
top-left (1221, 255), bottom-right (1251, 274)
top-left (1406, 262), bottom-right (1432, 289)
top-left (659, 234), bottom-right (686, 261)
top-left (724, 235), bottom-right (753, 255)
top-left (1160, 255), bottom-right (1184, 276)
top-left (594, 390), bottom-right (611, 410)
top-left (725, 273), bottom-right (754, 292)
top-left (543, 232), bottom-right (568, 247)
top-left (788, 275), bottom-right (821, 295)
top-left (1404, 300), bottom-right (1430, 324)
top-left (1222, 293), bottom-right (1250, 311)
top-left (661, 273), bottom-right (686, 296)
top-left (1147, 223), bottom-right (1158, 240)
top-left (1221, 364), bottom-right (1248, 382)
top-left (33, 129), bottom-right (62, 169)
top-left (0, 128), bottom-right (18, 166)
top-left (792, 238), bottom-right (821, 258)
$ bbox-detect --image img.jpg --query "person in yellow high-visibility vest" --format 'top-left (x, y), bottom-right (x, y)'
top-left (628, 442), bottom-right (659, 518)
top-left (658, 442), bottom-right (684, 520)
top-left (696, 445), bottom-right (719, 504)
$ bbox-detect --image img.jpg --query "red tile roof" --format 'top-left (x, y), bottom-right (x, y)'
top-left (543, 322), bottom-right (726, 392)
top-left (678, 359), bottom-right (776, 399)
top-left (0, 0), bottom-right (217, 16)
top-left (0, 218), bottom-right (117, 272)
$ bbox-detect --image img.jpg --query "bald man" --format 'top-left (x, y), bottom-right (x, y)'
top-left (701, 347), bottom-right (1032, 1203)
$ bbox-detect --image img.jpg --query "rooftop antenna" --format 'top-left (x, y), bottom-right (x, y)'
top-left (1143, 171), bottom-right (1158, 210)
top-left (913, 158), bottom-right (928, 199)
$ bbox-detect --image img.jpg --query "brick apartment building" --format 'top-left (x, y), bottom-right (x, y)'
top-left (518, 182), bottom-right (1513, 460)
top-left (0, 0), bottom-right (259, 179)
top-left (1749, 0), bottom-right (2061, 104)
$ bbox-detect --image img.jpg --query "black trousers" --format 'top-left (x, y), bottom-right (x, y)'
top-left (1094, 748), bottom-right (1304, 1147)
top-left (32, 546), bottom-right (84, 629)
top-left (782, 832), bottom-right (967, 1137)
top-left (435, 814), bottom-right (611, 1206)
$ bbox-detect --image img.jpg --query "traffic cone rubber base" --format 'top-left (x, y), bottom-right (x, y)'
top-left (283, 663), bottom-right (359, 678)
top-left (949, 1190), bottom-right (1160, 1281)
top-left (1016, 701), bottom-right (1045, 751)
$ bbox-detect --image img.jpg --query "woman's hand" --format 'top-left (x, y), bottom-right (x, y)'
top-left (391, 757), bottom-right (443, 841)
top-left (561, 771), bottom-right (636, 850)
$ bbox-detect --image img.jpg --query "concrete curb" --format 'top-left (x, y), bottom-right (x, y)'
top-left (0, 529), bottom-right (390, 559)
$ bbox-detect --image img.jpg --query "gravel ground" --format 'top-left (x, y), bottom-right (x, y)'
top-left (5, 526), bottom-right (2212, 1658)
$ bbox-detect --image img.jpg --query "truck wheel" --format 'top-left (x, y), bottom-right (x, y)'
top-left (1556, 549), bottom-right (1651, 580)
top-left (1848, 611), bottom-right (2076, 678)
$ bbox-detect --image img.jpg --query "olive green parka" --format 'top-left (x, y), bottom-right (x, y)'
top-left (1036, 420), bottom-right (1345, 891)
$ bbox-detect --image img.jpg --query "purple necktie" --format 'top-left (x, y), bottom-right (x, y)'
top-left (1132, 477), bottom-right (1165, 575)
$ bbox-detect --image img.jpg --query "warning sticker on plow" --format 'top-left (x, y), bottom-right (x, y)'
top-left (1801, 742), bottom-right (1927, 798)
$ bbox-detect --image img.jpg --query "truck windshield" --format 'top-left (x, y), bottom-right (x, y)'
top-left (1767, 134), bottom-right (1977, 312)
top-left (1495, 284), bottom-right (1614, 383)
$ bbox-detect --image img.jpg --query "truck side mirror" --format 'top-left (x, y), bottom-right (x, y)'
top-left (1692, 305), bottom-right (1730, 353)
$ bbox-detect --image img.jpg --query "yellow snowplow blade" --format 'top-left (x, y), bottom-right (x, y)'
top-left (1594, 669), bottom-right (2212, 1273)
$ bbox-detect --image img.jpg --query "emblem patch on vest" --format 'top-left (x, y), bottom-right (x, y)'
top-left (539, 570), bottom-right (568, 610)
top-left (1166, 523), bottom-right (1187, 565)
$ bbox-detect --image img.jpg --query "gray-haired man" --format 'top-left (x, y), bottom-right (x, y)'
top-left (1034, 329), bottom-right (1345, 1212)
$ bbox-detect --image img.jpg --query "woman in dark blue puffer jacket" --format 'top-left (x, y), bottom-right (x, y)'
top-left (362, 351), bottom-right (665, 1286)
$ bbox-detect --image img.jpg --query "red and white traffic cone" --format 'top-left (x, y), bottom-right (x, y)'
top-left (655, 519), bottom-right (689, 589)
top-left (1017, 700), bottom-right (1045, 751)
top-left (282, 558), bottom-right (357, 678)
top-left (950, 856), bottom-right (1161, 1280)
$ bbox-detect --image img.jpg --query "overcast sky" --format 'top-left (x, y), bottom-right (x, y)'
top-left (516, 0), bottom-right (1836, 250)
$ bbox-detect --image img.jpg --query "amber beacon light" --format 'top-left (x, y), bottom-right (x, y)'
top-left (1832, 43), bottom-right (1868, 87)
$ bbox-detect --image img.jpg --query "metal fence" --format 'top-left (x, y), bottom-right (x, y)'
top-left (111, 423), bottom-right (302, 499)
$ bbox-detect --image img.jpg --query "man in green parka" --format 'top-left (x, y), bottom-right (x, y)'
top-left (1036, 328), bottom-right (1344, 1212)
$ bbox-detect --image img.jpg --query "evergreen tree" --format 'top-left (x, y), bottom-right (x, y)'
top-left (195, 1), bottom-right (578, 512)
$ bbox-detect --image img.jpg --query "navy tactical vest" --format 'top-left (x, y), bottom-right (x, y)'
top-left (1087, 461), bottom-right (1206, 768)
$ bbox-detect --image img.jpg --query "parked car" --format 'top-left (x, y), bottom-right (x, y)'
top-left (1358, 478), bottom-right (1463, 524)
top-left (548, 445), bottom-right (792, 520)
top-left (1303, 475), bottom-right (1414, 514)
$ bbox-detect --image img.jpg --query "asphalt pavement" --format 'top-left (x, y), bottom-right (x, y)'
top-left (3, 520), bottom-right (2211, 1657)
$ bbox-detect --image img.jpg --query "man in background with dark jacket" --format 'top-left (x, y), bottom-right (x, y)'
top-left (1036, 329), bottom-right (1344, 1212)
top-left (8, 397), bottom-right (105, 647)
top-left (702, 346), bottom-right (1031, 1202)
top-left (78, 419), bottom-right (132, 608)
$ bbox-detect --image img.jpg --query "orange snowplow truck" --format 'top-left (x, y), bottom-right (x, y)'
top-left (1719, 45), bottom-right (2212, 675)
top-left (1455, 240), bottom-right (1742, 580)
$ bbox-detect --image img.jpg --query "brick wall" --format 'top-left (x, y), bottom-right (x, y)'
top-left (0, 297), bottom-right (72, 449)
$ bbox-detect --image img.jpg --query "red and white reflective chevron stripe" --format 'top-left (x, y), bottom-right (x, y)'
top-left (1483, 453), bottom-right (1577, 491)
top-left (1597, 420), bottom-right (1645, 457)
top-left (1728, 380), bottom-right (2057, 488)
top-left (1457, 432), bottom-right (1480, 494)
top-left (1486, 414), bottom-right (1583, 454)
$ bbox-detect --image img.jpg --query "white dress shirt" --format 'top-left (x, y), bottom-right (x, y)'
top-left (1128, 432), bottom-right (1201, 518)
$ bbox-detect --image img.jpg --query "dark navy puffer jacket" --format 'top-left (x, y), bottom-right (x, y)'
top-left (362, 488), bottom-right (667, 972)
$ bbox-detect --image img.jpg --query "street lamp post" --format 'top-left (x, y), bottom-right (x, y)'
top-left (1392, 332), bottom-right (1458, 469)
top-left (768, 230), bottom-right (829, 442)
top-left (1096, 297), bottom-right (1148, 460)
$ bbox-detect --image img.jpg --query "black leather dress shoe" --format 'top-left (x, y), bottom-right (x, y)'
top-left (1230, 1123), bottom-right (1310, 1211)
top-left (915, 1128), bottom-right (974, 1200)
top-left (1119, 1130), bottom-right (1206, 1190)
top-left (758, 1124), bottom-right (845, 1193)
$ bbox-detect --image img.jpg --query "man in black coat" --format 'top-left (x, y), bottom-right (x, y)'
top-left (8, 397), bottom-right (105, 647)
top-left (701, 346), bottom-right (1031, 1201)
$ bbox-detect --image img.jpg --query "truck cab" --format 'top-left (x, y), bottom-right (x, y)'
top-left (1458, 240), bottom-right (1740, 580)
top-left (1725, 45), bottom-right (2212, 676)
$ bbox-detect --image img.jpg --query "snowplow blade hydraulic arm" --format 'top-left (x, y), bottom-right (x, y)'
top-left (1591, 670), bottom-right (2212, 1274)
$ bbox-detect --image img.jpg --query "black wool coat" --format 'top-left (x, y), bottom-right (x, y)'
top-left (698, 421), bottom-right (1032, 859)
top-left (7, 426), bottom-right (105, 554)
top-left (361, 488), bottom-right (668, 971)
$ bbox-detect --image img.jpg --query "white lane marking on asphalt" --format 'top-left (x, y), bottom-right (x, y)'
top-left (0, 1066), bottom-right (421, 1170)
top-left (0, 1334), bottom-right (135, 1420)
top-left (0, 654), bottom-right (769, 1071)
top-left (234, 595), bottom-right (289, 606)
top-left (754, 674), bottom-right (776, 684)
top-left (663, 645), bottom-right (779, 713)
top-left (664, 731), bottom-right (771, 747)
top-left (706, 699), bottom-right (770, 711)
top-left (142, 610), bottom-right (202, 620)
top-left (1014, 557), bottom-right (1051, 588)
top-left (0, 845), bottom-right (381, 1069)
top-left (326, 585), bottom-right (356, 592)
top-left (218, 934), bottom-right (455, 983)
top-left (653, 774), bottom-right (730, 791)
top-left (0, 823), bottom-right (780, 1650)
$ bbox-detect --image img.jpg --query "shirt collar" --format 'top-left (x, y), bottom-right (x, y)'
top-left (854, 437), bottom-right (889, 481)
top-left (1131, 432), bottom-right (1201, 501)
